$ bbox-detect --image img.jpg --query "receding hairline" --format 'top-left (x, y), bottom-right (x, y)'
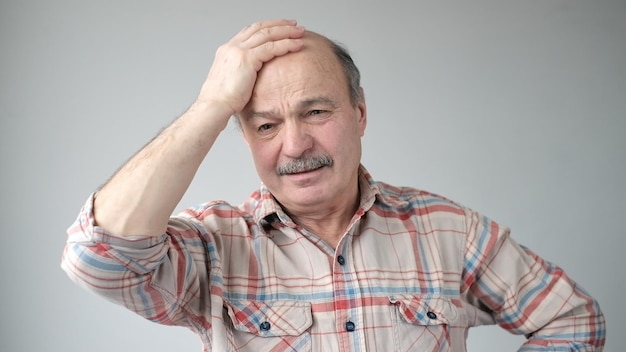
top-left (302, 30), bottom-right (363, 106)
top-left (302, 30), bottom-right (336, 49)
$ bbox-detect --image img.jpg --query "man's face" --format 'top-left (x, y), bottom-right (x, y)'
top-left (239, 35), bottom-right (367, 214)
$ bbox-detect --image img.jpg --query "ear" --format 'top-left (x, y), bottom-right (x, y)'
top-left (356, 88), bottom-right (367, 136)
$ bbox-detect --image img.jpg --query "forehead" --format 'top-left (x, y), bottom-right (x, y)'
top-left (245, 34), bottom-right (347, 111)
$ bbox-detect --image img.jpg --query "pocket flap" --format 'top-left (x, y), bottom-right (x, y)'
top-left (225, 299), bottom-right (313, 337)
top-left (389, 295), bottom-right (462, 326)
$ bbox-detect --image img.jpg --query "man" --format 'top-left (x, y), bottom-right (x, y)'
top-left (62, 19), bottom-right (605, 351)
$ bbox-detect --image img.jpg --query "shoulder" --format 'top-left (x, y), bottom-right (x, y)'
top-left (372, 181), bottom-right (504, 243)
top-left (373, 180), bottom-right (468, 217)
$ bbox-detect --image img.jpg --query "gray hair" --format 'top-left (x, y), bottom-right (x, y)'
top-left (327, 39), bottom-right (363, 106)
top-left (277, 153), bottom-right (333, 175)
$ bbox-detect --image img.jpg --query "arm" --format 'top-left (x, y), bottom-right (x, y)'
top-left (462, 212), bottom-right (605, 350)
top-left (94, 19), bottom-right (305, 237)
top-left (62, 198), bottom-right (214, 326)
top-left (61, 19), bottom-right (305, 325)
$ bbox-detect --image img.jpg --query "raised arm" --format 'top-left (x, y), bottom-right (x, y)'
top-left (93, 20), bottom-right (305, 237)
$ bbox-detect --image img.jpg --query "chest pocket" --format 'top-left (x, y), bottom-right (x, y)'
top-left (224, 299), bottom-right (313, 352)
top-left (389, 295), bottom-right (467, 352)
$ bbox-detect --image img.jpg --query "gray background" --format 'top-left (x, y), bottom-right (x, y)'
top-left (1, 0), bottom-right (624, 351)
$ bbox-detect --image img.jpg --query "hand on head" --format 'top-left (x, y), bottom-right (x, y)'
top-left (196, 19), bottom-right (306, 119)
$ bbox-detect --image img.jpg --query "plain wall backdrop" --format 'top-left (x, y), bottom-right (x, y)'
top-left (1, 0), bottom-right (624, 351)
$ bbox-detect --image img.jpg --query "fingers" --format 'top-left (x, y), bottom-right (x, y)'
top-left (243, 23), bottom-right (305, 49)
top-left (194, 20), bottom-right (306, 115)
top-left (237, 19), bottom-right (298, 42)
top-left (234, 19), bottom-right (305, 49)
top-left (231, 19), bottom-right (306, 71)
top-left (250, 38), bottom-right (305, 68)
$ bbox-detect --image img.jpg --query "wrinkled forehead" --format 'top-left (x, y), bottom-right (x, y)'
top-left (242, 33), bottom-right (346, 114)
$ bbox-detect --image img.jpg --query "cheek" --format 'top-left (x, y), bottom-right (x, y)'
top-left (327, 126), bottom-right (360, 154)
top-left (249, 143), bottom-right (277, 172)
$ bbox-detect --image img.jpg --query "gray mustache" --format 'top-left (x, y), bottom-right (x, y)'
top-left (277, 154), bottom-right (333, 175)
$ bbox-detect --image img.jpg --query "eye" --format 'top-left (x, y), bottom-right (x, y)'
top-left (308, 109), bottom-right (326, 116)
top-left (257, 123), bottom-right (273, 132)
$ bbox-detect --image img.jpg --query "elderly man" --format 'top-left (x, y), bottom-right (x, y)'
top-left (62, 20), bottom-right (605, 351)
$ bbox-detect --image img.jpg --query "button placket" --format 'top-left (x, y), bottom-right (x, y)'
top-left (332, 240), bottom-right (364, 349)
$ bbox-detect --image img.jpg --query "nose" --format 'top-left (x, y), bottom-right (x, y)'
top-left (282, 120), bottom-right (313, 158)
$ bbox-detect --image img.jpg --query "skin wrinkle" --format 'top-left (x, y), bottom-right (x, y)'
top-left (244, 96), bottom-right (340, 121)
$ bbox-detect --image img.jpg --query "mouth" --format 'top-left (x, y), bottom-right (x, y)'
top-left (284, 165), bottom-right (325, 175)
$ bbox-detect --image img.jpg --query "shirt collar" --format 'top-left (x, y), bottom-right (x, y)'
top-left (251, 164), bottom-right (381, 227)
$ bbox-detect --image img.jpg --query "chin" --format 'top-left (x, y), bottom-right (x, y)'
top-left (280, 188), bottom-right (329, 207)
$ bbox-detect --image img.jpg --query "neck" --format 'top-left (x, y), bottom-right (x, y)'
top-left (286, 185), bottom-right (360, 249)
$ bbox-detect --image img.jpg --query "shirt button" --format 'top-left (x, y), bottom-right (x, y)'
top-left (259, 321), bottom-right (271, 331)
top-left (345, 321), bottom-right (356, 332)
top-left (427, 311), bottom-right (437, 320)
top-left (337, 255), bottom-right (346, 265)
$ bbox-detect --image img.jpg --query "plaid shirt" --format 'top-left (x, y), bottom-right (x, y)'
top-left (62, 165), bottom-right (605, 351)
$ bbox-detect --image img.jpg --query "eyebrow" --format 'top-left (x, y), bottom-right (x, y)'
top-left (244, 96), bottom-right (339, 120)
top-left (297, 96), bottom-right (338, 110)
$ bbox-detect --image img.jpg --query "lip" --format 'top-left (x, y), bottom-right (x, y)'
top-left (282, 166), bottom-right (325, 181)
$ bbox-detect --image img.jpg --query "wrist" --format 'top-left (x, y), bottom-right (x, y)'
top-left (186, 99), bottom-right (234, 131)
